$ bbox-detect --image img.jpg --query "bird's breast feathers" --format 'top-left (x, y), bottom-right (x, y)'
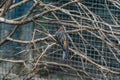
top-left (63, 40), bottom-right (67, 48)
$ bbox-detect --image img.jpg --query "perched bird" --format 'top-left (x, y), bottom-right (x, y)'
top-left (55, 27), bottom-right (69, 60)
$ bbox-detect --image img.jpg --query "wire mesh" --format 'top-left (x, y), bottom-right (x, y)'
top-left (0, 0), bottom-right (120, 80)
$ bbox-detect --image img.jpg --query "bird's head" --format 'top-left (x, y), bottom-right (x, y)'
top-left (56, 27), bottom-right (64, 32)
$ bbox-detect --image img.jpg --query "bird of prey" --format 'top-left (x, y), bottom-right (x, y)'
top-left (55, 27), bottom-right (69, 60)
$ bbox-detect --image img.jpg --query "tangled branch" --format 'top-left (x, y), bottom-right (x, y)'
top-left (0, 0), bottom-right (120, 79)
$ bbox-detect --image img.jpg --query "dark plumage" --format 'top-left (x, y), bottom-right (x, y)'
top-left (55, 27), bottom-right (69, 60)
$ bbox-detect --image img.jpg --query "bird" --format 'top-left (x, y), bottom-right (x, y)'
top-left (55, 27), bottom-right (69, 60)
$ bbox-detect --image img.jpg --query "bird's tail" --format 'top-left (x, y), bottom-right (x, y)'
top-left (62, 50), bottom-right (69, 60)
